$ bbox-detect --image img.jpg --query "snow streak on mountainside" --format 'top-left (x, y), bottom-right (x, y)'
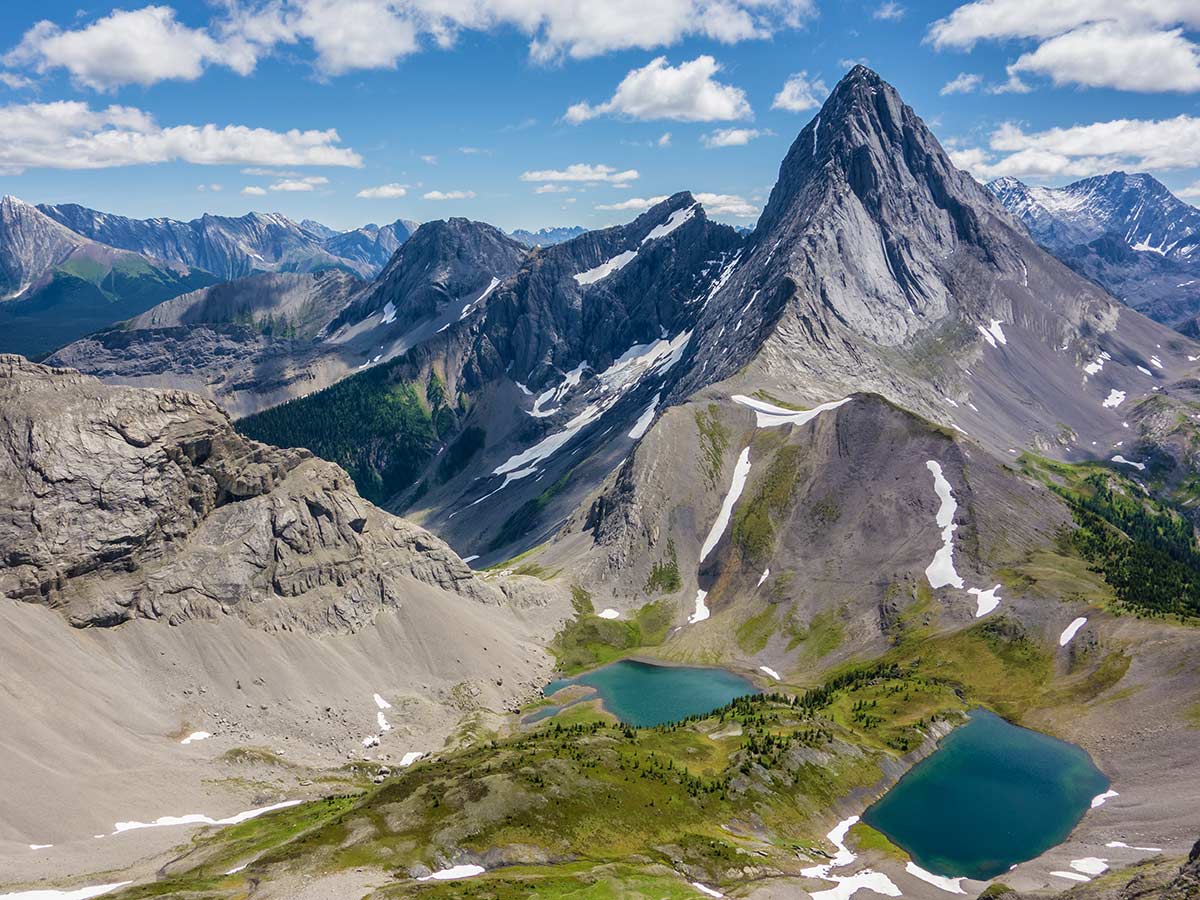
top-left (988, 174), bottom-right (1200, 332)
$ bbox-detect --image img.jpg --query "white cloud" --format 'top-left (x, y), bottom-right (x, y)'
top-left (424, 189), bottom-right (475, 200)
top-left (1178, 180), bottom-right (1200, 199)
top-left (196, 183), bottom-right (223, 192)
top-left (565, 56), bottom-right (751, 123)
top-left (950, 114), bottom-right (1200, 181)
top-left (533, 184), bottom-right (569, 194)
top-left (520, 163), bottom-right (639, 184)
top-left (701, 127), bottom-right (771, 148)
top-left (357, 182), bottom-right (409, 199)
top-left (928, 1), bottom-right (1200, 93)
top-left (873, 2), bottom-right (905, 21)
top-left (5, 1), bottom-right (817, 84)
top-left (421, 154), bottom-right (438, 164)
top-left (940, 72), bottom-right (982, 94)
top-left (694, 192), bottom-right (758, 217)
top-left (242, 185), bottom-right (267, 196)
top-left (270, 175), bottom-right (328, 191)
top-left (1008, 22), bottom-right (1200, 92)
top-left (771, 71), bottom-right (828, 112)
top-left (5, 6), bottom-right (259, 90)
top-left (459, 146), bottom-right (489, 155)
top-left (595, 196), bottom-right (669, 211)
top-left (0, 100), bottom-right (362, 174)
top-left (0, 72), bottom-right (33, 89)
top-left (658, 132), bottom-right (672, 147)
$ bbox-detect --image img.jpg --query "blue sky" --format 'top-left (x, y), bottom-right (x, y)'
top-left (1, 1), bottom-right (1198, 233)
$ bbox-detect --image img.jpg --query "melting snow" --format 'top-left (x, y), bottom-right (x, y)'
top-left (689, 589), bottom-right (710, 624)
top-left (699, 447), bottom-right (751, 563)
top-left (801, 816), bottom-right (902, 900)
top-left (1059, 617), bottom-right (1088, 646)
top-left (925, 461), bottom-right (964, 590)
top-left (179, 731), bottom-right (211, 745)
top-left (976, 319), bottom-right (1007, 348)
top-left (691, 883), bottom-right (723, 898)
top-left (399, 751), bottom-right (424, 767)
top-left (113, 800), bottom-right (302, 834)
top-left (1051, 871), bottom-right (1091, 882)
top-left (1150, 355), bottom-right (1164, 369)
top-left (1107, 841), bottom-right (1163, 851)
top-left (1084, 351), bottom-right (1111, 376)
top-left (1103, 389), bottom-right (1125, 408)
top-left (597, 608), bottom-right (620, 619)
top-left (1092, 790), bottom-right (1119, 808)
top-left (628, 393), bottom-right (660, 440)
top-left (418, 865), bottom-right (486, 881)
top-left (757, 568), bottom-right (770, 587)
top-left (732, 395), bottom-right (851, 428)
top-left (574, 249), bottom-right (637, 285)
top-left (28, 844), bottom-right (52, 850)
top-left (378, 301), bottom-right (397, 325)
top-left (1111, 455), bottom-right (1145, 470)
top-left (225, 864), bottom-right (248, 875)
top-left (1137, 365), bottom-right (1153, 376)
top-left (373, 694), bottom-right (392, 710)
top-left (0, 884), bottom-right (133, 900)
top-left (1071, 858), bottom-right (1109, 876)
top-left (759, 666), bottom-right (781, 681)
top-left (968, 585), bottom-right (1002, 618)
top-left (642, 203), bottom-right (698, 243)
top-left (905, 862), bottom-right (966, 894)
top-left (377, 711), bottom-right (392, 732)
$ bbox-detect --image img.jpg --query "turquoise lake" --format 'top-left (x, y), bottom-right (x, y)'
top-left (863, 709), bottom-right (1109, 881)
top-left (537, 659), bottom-right (758, 727)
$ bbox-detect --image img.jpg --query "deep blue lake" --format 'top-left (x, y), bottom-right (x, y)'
top-left (863, 708), bottom-right (1109, 880)
top-left (538, 659), bottom-right (758, 727)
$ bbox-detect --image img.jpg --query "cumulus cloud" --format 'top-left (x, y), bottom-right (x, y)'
top-left (424, 189), bottom-right (475, 200)
top-left (701, 127), bottom-right (771, 148)
top-left (771, 71), bottom-right (828, 112)
top-left (1178, 180), bottom-right (1200, 199)
top-left (242, 185), bottom-right (267, 196)
top-left (270, 175), bottom-right (328, 191)
top-left (533, 184), bottom-right (569, 194)
top-left (658, 132), bottom-right (672, 147)
top-left (357, 182), bottom-right (409, 198)
top-left (940, 72), bottom-right (982, 94)
top-left (595, 196), bottom-right (669, 211)
top-left (928, 1), bottom-right (1200, 93)
top-left (4, 1), bottom-right (817, 84)
top-left (0, 100), bottom-right (362, 174)
top-left (5, 5), bottom-right (258, 90)
top-left (595, 191), bottom-right (757, 218)
top-left (950, 114), bottom-right (1200, 181)
top-left (565, 56), bottom-right (751, 123)
top-left (520, 163), bottom-right (638, 184)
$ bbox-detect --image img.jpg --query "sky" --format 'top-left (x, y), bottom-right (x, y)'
top-left (0, 0), bottom-right (1198, 234)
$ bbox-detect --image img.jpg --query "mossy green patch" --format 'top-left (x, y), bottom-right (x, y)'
top-left (695, 405), bottom-right (729, 490)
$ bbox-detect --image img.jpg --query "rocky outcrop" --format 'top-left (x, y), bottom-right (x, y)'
top-left (0, 355), bottom-right (528, 631)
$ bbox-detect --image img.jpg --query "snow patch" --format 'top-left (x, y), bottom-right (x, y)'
top-left (689, 590), bottom-right (710, 624)
top-left (628, 393), bottom-right (660, 440)
top-left (968, 585), bottom-right (1002, 618)
top-left (0, 883), bottom-right (134, 900)
top-left (597, 608), bottom-right (620, 619)
top-left (905, 862), bottom-right (966, 894)
top-left (1092, 789), bottom-right (1119, 808)
top-left (925, 461), bottom-right (963, 590)
top-left (1137, 365), bottom-right (1153, 376)
top-left (1051, 871), bottom-right (1091, 883)
top-left (378, 301), bottom-right (396, 325)
top-left (1111, 455), bottom-right (1145, 470)
top-left (699, 447), bottom-right (751, 563)
top-left (800, 817), bottom-right (902, 900)
top-left (691, 884), bottom-right (723, 898)
top-left (1150, 355), bottom-right (1164, 369)
top-left (1103, 389), bottom-right (1125, 408)
top-left (759, 666), bottom-right (781, 681)
top-left (1106, 841), bottom-right (1163, 852)
top-left (1059, 617), bottom-right (1088, 646)
top-left (417, 865), bottom-right (486, 881)
top-left (377, 711), bottom-right (392, 732)
top-left (757, 568), bottom-right (770, 587)
top-left (1071, 858), bottom-right (1108, 876)
top-left (399, 751), bottom-right (424, 767)
top-left (574, 249), bottom-right (637, 285)
top-left (28, 844), bottom-right (53, 850)
top-left (976, 319), bottom-right (1007, 348)
top-left (373, 693), bottom-right (392, 710)
top-left (732, 395), bottom-right (851, 429)
top-left (179, 731), bottom-right (211, 745)
top-left (642, 203), bottom-right (698, 244)
top-left (113, 800), bottom-right (303, 834)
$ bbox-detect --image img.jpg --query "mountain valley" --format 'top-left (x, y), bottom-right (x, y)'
top-left (2, 65), bottom-right (1199, 900)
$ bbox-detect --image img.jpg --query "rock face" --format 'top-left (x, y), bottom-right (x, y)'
top-left (989, 173), bottom-right (1200, 330)
top-left (0, 195), bottom-right (86, 299)
top-left (323, 218), bottom-right (419, 273)
top-left (509, 225), bottom-right (587, 247)
top-left (0, 354), bottom-right (527, 632)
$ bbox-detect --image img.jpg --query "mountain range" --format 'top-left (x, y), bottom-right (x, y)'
top-left (989, 173), bottom-right (1200, 332)
top-left (3, 66), bottom-right (1200, 900)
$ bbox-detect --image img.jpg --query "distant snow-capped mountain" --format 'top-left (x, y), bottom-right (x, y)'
top-left (989, 173), bottom-right (1200, 330)
top-left (508, 225), bottom-right (587, 247)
